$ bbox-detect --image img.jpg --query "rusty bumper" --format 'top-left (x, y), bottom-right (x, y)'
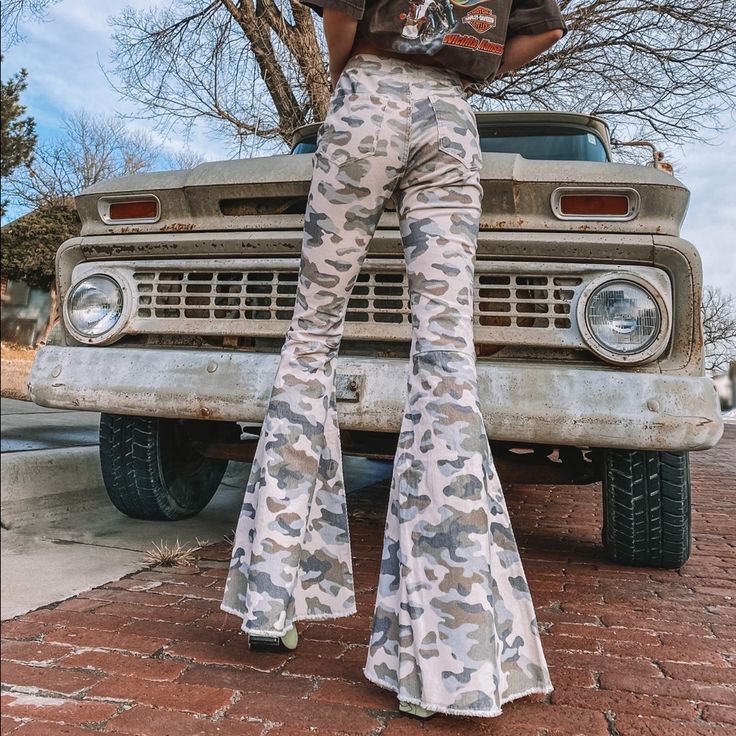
top-left (29, 346), bottom-right (723, 451)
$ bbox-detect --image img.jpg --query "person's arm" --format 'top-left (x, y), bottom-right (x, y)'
top-left (296, 0), bottom-right (366, 88)
top-left (323, 8), bottom-right (359, 88)
top-left (497, 0), bottom-right (568, 77)
top-left (497, 28), bottom-right (564, 76)
top-left (461, 30), bottom-right (562, 92)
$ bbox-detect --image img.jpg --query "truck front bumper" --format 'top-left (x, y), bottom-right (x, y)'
top-left (29, 346), bottom-right (724, 451)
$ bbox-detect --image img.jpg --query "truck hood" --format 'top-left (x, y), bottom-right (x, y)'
top-left (75, 152), bottom-right (689, 237)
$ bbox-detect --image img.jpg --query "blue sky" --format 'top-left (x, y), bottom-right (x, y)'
top-left (2, 0), bottom-right (734, 294)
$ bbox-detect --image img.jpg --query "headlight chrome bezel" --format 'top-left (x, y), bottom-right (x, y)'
top-left (63, 273), bottom-right (129, 345)
top-left (576, 274), bottom-right (671, 365)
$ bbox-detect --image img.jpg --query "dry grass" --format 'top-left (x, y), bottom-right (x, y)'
top-left (141, 539), bottom-right (198, 567)
top-left (0, 341), bottom-right (37, 401)
top-left (193, 537), bottom-right (216, 549)
top-left (141, 537), bottom-right (218, 568)
top-left (1, 342), bottom-right (37, 360)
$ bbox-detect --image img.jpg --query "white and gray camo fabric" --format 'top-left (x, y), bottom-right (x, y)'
top-left (221, 52), bottom-right (554, 718)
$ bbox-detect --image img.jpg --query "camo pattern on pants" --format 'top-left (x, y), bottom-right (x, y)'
top-left (221, 52), bottom-right (553, 717)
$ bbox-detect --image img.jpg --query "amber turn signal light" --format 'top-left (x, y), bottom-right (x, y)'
top-left (559, 194), bottom-right (630, 217)
top-left (550, 188), bottom-right (640, 221)
top-left (108, 200), bottom-right (159, 221)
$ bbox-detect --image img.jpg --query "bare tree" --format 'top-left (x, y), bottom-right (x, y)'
top-left (108, 0), bottom-right (330, 156)
top-left (485, 0), bottom-right (736, 150)
top-left (107, 0), bottom-right (736, 154)
top-left (165, 147), bottom-right (207, 170)
top-left (701, 285), bottom-right (736, 376)
top-left (4, 110), bottom-right (158, 343)
top-left (7, 110), bottom-right (157, 209)
top-left (0, 0), bottom-right (62, 47)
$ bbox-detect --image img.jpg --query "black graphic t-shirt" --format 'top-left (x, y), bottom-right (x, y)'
top-left (298, 0), bottom-right (568, 84)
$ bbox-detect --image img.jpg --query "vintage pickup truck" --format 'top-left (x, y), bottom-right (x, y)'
top-left (29, 111), bottom-right (724, 570)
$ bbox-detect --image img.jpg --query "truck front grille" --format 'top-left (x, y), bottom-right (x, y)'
top-left (133, 268), bottom-right (579, 331)
top-left (67, 257), bottom-right (662, 352)
top-left (124, 259), bottom-right (584, 348)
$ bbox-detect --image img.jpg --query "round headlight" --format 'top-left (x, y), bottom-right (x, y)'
top-left (584, 280), bottom-right (661, 355)
top-left (67, 275), bottom-right (123, 338)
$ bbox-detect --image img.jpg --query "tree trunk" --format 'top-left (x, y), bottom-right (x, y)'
top-left (37, 285), bottom-right (58, 347)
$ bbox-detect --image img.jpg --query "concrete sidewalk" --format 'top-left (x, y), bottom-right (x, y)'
top-left (1, 398), bottom-right (100, 453)
top-left (1, 399), bottom-right (105, 528)
top-left (0, 399), bottom-right (227, 619)
top-left (0, 398), bottom-right (393, 621)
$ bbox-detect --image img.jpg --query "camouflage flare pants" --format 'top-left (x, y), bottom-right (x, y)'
top-left (221, 52), bottom-right (553, 717)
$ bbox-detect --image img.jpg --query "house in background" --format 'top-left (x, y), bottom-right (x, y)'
top-left (712, 365), bottom-right (735, 412)
top-left (0, 276), bottom-right (52, 347)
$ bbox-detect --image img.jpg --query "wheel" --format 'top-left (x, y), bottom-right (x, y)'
top-left (601, 449), bottom-right (691, 569)
top-left (99, 414), bottom-right (229, 520)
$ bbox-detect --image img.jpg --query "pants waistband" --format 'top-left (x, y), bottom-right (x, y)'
top-left (346, 52), bottom-right (463, 85)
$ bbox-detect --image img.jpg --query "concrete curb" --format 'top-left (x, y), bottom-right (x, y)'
top-left (1, 445), bottom-right (107, 527)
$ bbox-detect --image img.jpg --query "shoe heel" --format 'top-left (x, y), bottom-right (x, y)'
top-left (399, 701), bottom-right (437, 719)
top-left (248, 635), bottom-right (283, 652)
top-left (248, 625), bottom-right (298, 652)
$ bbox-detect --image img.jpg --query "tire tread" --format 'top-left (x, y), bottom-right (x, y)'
top-left (601, 449), bottom-right (690, 569)
top-left (99, 414), bottom-right (227, 521)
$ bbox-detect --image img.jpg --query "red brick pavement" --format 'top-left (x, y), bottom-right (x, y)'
top-left (2, 427), bottom-right (734, 736)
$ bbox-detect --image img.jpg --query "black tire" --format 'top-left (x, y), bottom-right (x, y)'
top-left (601, 449), bottom-right (691, 569)
top-left (99, 414), bottom-right (229, 521)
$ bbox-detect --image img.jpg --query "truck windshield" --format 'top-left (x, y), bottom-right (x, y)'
top-left (292, 125), bottom-right (609, 162)
top-left (478, 125), bottom-right (609, 162)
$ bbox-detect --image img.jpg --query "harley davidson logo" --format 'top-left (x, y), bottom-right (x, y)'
top-left (463, 7), bottom-right (496, 33)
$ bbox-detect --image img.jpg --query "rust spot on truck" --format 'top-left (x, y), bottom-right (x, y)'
top-left (480, 218), bottom-right (526, 229)
top-left (160, 223), bottom-right (196, 232)
top-left (512, 183), bottom-right (522, 208)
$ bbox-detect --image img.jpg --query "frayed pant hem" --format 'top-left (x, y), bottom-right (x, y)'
top-left (220, 602), bottom-right (359, 637)
top-left (362, 666), bottom-right (554, 718)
